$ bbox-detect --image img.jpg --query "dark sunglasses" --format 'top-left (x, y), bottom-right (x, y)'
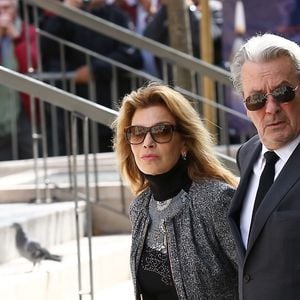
top-left (244, 85), bottom-right (298, 111)
top-left (125, 123), bottom-right (177, 145)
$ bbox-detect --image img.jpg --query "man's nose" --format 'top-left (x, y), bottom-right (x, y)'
top-left (265, 95), bottom-right (281, 113)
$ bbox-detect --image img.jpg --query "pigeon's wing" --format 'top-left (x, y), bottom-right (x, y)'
top-left (13, 224), bottom-right (62, 264)
top-left (25, 241), bottom-right (48, 262)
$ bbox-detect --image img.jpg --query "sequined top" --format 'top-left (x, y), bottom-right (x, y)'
top-left (138, 192), bottom-right (186, 298)
top-left (129, 179), bottom-right (238, 300)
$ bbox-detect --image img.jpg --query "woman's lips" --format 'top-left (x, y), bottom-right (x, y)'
top-left (141, 154), bottom-right (159, 160)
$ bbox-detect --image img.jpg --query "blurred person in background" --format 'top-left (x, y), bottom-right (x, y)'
top-left (134, 0), bottom-right (160, 76)
top-left (0, 0), bottom-right (37, 160)
top-left (112, 0), bottom-right (160, 76)
top-left (113, 83), bottom-right (238, 299)
top-left (40, 0), bottom-right (143, 154)
top-left (143, 0), bottom-right (223, 78)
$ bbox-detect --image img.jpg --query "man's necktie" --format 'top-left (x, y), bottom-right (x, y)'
top-left (252, 151), bottom-right (279, 217)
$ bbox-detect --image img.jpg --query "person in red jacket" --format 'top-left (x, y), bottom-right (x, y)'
top-left (0, 0), bottom-right (37, 160)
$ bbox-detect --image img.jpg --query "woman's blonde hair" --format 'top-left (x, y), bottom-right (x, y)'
top-left (112, 83), bottom-right (237, 195)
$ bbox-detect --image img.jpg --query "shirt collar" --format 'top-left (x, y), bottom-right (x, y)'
top-left (261, 134), bottom-right (300, 165)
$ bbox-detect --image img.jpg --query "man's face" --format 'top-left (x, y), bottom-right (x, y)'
top-left (241, 56), bottom-right (300, 150)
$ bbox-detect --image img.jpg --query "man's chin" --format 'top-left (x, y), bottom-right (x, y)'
top-left (261, 134), bottom-right (291, 149)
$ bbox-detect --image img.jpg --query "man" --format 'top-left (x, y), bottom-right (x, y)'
top-left (228, 33), bottom-right (300, 299)
top-left (0, 0), bottom-right (37, 160)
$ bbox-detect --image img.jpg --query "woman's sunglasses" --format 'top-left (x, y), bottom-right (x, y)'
top-left (125, 123), bottom-right (177, 145)
top-left (244, 85), bottom-right (298, 111)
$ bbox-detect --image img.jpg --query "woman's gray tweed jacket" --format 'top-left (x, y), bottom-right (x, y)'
top-left (129, 179), bottom-right (238, 300)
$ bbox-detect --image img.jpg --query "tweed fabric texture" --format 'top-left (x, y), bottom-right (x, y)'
top-left (129, 179), bottom-right (238, 299)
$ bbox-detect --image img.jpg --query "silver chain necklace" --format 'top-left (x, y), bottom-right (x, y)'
top-left (156, 198), bottom-right (172, 211)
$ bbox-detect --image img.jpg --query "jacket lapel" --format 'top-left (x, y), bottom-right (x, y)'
top-left (247, 142), bottom-right (300, 253)
top-left (229, 139), bottom-right (261, 260)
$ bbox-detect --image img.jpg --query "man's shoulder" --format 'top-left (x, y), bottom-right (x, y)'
top-left (236, 135), bottom-right (261, 173)
top-left (239, 134), bottom-right (260, 155)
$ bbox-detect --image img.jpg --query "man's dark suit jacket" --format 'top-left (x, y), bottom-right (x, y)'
top-left (228, 135), bottom-right (300, 300)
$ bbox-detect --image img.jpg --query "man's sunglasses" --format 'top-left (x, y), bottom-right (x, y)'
top-left (125, 123), bottom-right (177, 145)
top-left (244, 85), bottom-right (298, 111)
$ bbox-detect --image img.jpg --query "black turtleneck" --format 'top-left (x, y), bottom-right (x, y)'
top-left (143, 158), bottom-right (192, 201)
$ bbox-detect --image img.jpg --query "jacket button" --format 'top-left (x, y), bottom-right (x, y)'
top-left (244, 274), bottom-right (251, 282)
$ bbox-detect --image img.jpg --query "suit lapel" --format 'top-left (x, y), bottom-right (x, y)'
top-left (247, 142), bottom-right (300, 253)
top-left (229, 139), bottom-right (261, 260)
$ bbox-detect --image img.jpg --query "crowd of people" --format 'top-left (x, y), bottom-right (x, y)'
top-left (1, 0), bottom-right (224, 159)
top-left (40, 0), bottom-right (144, 154)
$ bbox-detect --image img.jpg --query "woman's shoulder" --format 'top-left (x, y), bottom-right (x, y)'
top-left (191, 178), bottom-right (235, 194)
top-left (188, 179), bottom-right (235, 208)
top-left (129, 188), bottom-right (151, 216)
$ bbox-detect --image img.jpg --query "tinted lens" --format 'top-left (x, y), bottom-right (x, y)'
top-left (272, 85), bottom-right (295, 102)
top-left (245, 93), bottom-right (267, 111)
top-left (151, 124), bottom-right (174, 143)
top-left (125, 126), bottom-right (148, 145)
top-left (125, 124), bottom-right (176, 145)
top-left (245, 85), bottom-right (297, 111)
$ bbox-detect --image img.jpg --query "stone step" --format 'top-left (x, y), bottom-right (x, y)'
top-left (0, 235), bottom-right (133, 300)
top-left (95, 280), bottom-right (134, 300)
top-left (0, 201), bottom-right (86, 264)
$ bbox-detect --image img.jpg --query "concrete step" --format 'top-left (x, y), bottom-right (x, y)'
top-left (0, 201), bottom-right (86, 264)
top-left (0, 235), bottom-right (133, 300)
top-left (0, 152), bottom-right (126, 204)
top-left (95, 280), bottom-right (134, 300)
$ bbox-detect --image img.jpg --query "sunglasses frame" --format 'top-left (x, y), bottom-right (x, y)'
top-left (244, 85), bottom-right (298, 111)
top-left (124, 123), bottom-right (177, 145)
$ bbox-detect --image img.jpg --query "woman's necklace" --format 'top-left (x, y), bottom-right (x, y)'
top-left (156, 198), bottom-right (172, 211)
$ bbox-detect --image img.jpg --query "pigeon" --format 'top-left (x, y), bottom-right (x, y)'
top-left (12, 223), bottom-right (62, 268)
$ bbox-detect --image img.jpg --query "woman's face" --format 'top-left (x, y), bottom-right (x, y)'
top-left (129, 105), bottom-right (186, 175)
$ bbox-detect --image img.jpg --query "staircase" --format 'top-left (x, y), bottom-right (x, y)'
top-left (0, 235), bottom-right (133, 300)
top-left (0, 152), bottom-right (134, 299)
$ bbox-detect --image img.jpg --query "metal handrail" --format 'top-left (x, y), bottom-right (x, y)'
top-left (0, 66), bottom-right (117, 126)
top-left (29, 0), bottom-right (232, 86)
top-left (36, 30), bottom-right (249, 122)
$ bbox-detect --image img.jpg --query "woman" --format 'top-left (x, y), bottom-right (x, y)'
top-left (113, 83), bottom-right (238, 299)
